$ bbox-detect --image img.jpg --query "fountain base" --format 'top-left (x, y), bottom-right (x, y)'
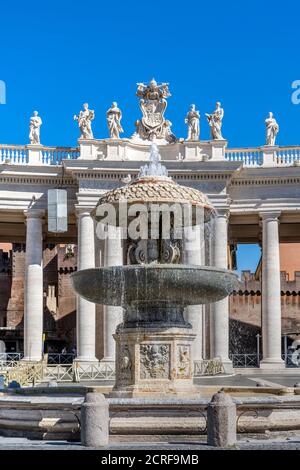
top-left (111, 327), bottom-right (198, 398)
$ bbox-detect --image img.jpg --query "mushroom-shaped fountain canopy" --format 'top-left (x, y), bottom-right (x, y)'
top-left (92, 143), bottom-right (215, 225)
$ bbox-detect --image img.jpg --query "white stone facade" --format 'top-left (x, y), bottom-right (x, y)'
top-left (1, 135), bottom-right (300, 371)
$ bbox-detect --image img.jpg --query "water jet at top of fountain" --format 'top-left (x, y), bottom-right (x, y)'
top-left (139, 143), bottom-right (169, 178)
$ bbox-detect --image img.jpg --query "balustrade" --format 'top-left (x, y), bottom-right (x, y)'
top-left (225, 146), bottom-right (300, 167)
top-left (1, 144), bottom-right (300, 167)
top-left (0, 145), bottom-right (79, 164)
top-left (276, 147), bottom-right (300, 166)
top-left (225, 148), bottom-right (262, 166)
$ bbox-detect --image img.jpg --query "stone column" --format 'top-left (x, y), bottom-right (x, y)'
top-left (75, 210), bottom-right (97, 363)
top-left (207, 390), bottom-right (237, 447)
top-left (210, 210), bottom-right (233, 373)
top-left (183, 225), bottom-right (203, 362)
top-left (23, 209), bottom-right (44, 361)
top-left (81, 392), bottom-right (109, 447)
top-left (203, 222), bottom-right (213, 359)
top-left (102, 225), bottom-right (123, 363)
top-left (260, 212), bottom-right (284, 369)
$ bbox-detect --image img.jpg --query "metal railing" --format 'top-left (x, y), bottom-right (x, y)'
top-left (194, 358), bottom-right (224, 376)
top-left (0, 352), bottom-right (76, 366)
top-left (47, 353), bottom-right (75, 364)
top-left (0, 361), bottom-right (116, 386)
top-left (0, 352), bottom-right (23, 367)
top-left (230, 352), bottom-right (300, 368)
top-left (1, 352), bottom-right (299, 372)
top-left (230, 354), bottom-right (260, 368)
top-left (1, 357), bottom-right (226, 384)
top-left (282, 352), bottom-right (300, 368)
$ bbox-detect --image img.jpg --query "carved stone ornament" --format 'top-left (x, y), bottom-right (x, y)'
top-left (106, 102), bottom-right (124, 139)
top-left (118, 344), bottom-right (132, 382)
top-left (265, 112), bottom-right (279, 146)
top-left (140, 344), bottom-right (170, 379)
top-left (74, 103), bottom-right (95, 139)
top-left (29, 111), bottom-right (42, 145)
top-left (205, 101), bottom-right (224, 140)
top-left (134, 79), bottom-right (176, 143)
top-left (177, 345), bottom-right (191, 378)
top-left (127, 238), bottom-right (182, 265)
top-left (185, 104), bottom-right (200, 141)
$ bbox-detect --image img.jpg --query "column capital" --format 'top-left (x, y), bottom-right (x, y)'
top-left (214, 208), bottom-right (230, 220)
top-left (24, 208), bottom-right (45, 220)
top-left (75, 207), bottom-right (94, 219)
top-left (259, 211), bottom-right (281, 222)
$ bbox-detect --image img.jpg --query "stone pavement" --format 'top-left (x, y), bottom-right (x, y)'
top-left (35, 373), bottom-right (300, 390)
top-left (1, 436), bottom-right (300, 450)
top-left (194, 373), bottom-right (300, 388)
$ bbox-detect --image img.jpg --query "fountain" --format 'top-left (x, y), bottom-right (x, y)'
top-left (2, 145), bottom-right (299, 442)
top-left (71, 143), bottom-right (238, 397)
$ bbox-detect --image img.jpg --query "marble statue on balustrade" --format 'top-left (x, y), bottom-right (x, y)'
top-left (185, 104), bottom-right (200, 141)
top-left (74, 103), bottom-right (95, 139)
top-left (265, 112), bottom-right (279, 146)
top-left (133, 78), bottom-right (176, 143)
top-left (29, 111), bottom-right (42, 145)
top-left (205, 101), bottom-right (224, 140)
top-left (106, 102), bottom-right (124, 139)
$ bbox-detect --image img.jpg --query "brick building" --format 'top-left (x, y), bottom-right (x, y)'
top-left (230, 243), bottom-right (300, 355)
top-left (1, 241), bottom-right (300, 358)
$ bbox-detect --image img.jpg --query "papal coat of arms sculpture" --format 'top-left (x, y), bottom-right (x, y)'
top-left (133, 78), bottom-right (177, 143)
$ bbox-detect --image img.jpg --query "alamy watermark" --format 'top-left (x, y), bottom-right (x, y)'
top-left (0, 80), bottom-right (6, 104)
top-left (291, 80), bottom-right (300, 105)
top-left (95, 202), bottom-right (209, 242)
top-left (94, 201), bottom-right (215, 256)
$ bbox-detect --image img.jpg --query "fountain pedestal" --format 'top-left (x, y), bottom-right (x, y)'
top-left (112, 327), bottom-right (197, 397)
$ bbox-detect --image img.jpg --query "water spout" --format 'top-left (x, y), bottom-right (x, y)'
top-left (139, 143), bottom-right (168, 178)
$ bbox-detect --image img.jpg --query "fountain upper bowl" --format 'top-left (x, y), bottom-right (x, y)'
top-left (71, 265), bottom-right (238, 307)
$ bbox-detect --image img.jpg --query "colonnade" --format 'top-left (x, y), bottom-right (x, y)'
top-left (22, 208), bottom-right (284, 370)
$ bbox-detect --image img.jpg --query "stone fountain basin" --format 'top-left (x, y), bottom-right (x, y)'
top-left (71, 265), bottom-right (238, 307)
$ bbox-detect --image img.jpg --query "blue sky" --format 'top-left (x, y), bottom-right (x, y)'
top-left (0, 0), bottom-right (299, 148)
top-left (0, 0), bottom-right (298, 271)
top-left (236, 244), bottom-right (261, 275)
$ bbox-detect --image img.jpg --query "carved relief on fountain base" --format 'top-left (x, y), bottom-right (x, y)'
top-left (111, 327), bottom-right (197, 398)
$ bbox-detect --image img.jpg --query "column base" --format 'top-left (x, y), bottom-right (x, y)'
top-left (260, 358), bottom-right (285, 370)
top-left (220, 359), bottom-right (234, 374)
top-left (100, 357), bottom-right (115, 364)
